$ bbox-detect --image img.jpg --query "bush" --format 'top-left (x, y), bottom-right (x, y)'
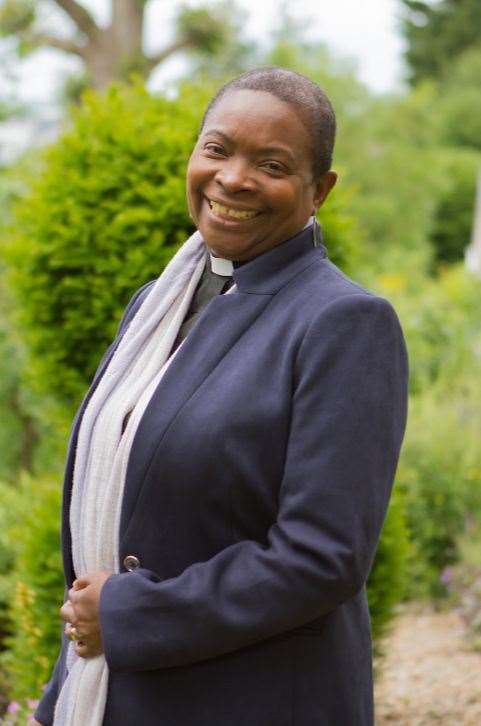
top-left (4, 82), bottom-right (359, 412)
top-left (376, 264), bottom-right (481, 395)
top-left (375, 265), bottom-right (481, 597)
top-left (0, 475), bottom-right (63, 703)
top-left (429, 151), bottom-right (480, 265)
top-left (5, 84), bottom-right (200, 410)
top-left (397, 386), bottom-right (481, 598)
top-left (0, 482), bottom-right (20, 714)
top-left (367, 485), bottom-right (411, 645)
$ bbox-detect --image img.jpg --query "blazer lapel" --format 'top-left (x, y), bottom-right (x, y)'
top-left (119, 289), bottom-right (272, 539)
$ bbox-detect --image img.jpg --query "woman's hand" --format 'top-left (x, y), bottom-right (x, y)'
top-left (60, 570), bottom-right (112, 659)
top-left (30, 721), bottom-right (44, 726)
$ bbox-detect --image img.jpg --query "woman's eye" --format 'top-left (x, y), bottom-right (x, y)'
top-left (204, 143), bottom-right (225, 155)
top-left (262, 161), bottom-right (285, 174)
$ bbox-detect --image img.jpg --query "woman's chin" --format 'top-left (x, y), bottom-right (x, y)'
top-left (204, 240), bottom-right (250, 261)
top-left (199, 222), bottom-right (259, 259)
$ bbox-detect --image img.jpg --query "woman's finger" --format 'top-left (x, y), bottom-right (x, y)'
top-left (60, 599), bottom-right (77, 624)
top-left (65, 622), bottom-right (87, 641)
top-left (69, 582), bottom-right (85, 602)
top-left (73, 575), bottom-right (90, 590)
top-left (74, 640), bottom-right (89, 657)
top-left (74, 639), bottom-right (102, 659)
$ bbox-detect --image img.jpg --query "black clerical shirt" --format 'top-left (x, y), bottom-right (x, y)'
top-left (171, 247), bottom-right (235, 353)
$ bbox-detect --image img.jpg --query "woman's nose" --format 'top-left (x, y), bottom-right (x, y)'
top-left (214, 159), bottom-right (254, 193)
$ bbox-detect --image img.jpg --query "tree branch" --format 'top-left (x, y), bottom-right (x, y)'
top-left (27, 32), bottom-right (85, 56)
top-left (145, 38), bottom-right (193, 73)
top-left (51, 0), bottom-right (99, 38)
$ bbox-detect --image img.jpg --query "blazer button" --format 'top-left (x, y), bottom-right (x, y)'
top-left (123, 555), bottom-right (141, 572)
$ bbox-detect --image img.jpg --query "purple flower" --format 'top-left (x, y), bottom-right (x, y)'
top-left (28, 698), bottom-right (40, 710)
top-left (7, 701), bottom-right (20, 713)
top-left (440, 567), bottom-right (453, 584)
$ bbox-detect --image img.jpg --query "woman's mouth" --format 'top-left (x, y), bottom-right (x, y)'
top-left (208, 199), bottom-right (259, 221)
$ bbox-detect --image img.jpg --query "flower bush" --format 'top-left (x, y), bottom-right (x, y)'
top-left (1, 697), bottom-right (39, 724)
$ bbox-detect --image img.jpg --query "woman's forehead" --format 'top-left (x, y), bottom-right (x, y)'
top-left (201, 89), bottom-right (312, 156)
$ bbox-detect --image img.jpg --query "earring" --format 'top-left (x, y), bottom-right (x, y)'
top-left (312, 218), bottom-right (323, 247)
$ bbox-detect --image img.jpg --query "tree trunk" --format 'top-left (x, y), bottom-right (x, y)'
top-left (83, 0), bottom-right (146, 88)
top-left (83, 32), bottom-right (118, 89)
top-left (111, 0), bottom-right (144, 58)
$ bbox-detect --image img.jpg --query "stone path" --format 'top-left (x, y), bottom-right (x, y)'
top-left (374, 605), bottom-right (481, 725)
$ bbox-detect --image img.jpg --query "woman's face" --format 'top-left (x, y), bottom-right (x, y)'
top-left (186, 89), bottom-right (337, 261)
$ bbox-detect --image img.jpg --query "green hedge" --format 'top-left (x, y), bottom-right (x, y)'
top-left (5, 84), bottom-right (199, 408)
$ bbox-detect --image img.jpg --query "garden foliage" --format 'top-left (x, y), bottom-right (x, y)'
top-left (0, 476), bottom-right (63, 702)
top-left (377, 265), bottom-right (481, 596)
top-left (367, 486), bottom-right (411, 644)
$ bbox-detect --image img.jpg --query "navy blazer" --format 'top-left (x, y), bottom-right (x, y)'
top-left (36, 226), bottom-right (408, 726)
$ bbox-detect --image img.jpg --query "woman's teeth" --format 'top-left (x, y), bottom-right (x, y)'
top-left (210, 200), bottom-right (257, 220)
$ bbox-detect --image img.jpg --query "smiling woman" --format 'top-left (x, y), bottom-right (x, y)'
top-left (187, 78), bottom-right (336, 261)
top-left (187, 89), bottom-right (334, 259)
top-left (33, 68), bottom-right (408, 726)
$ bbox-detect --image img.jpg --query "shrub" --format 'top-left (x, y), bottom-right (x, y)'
top-left (375, 265), bottom-right (481, 597)
top-left (376, 264), bottom-right (481, 395)
top-left (367, 485), bottom-right (411, 645)
top-left (429, 151), bottom-right (480, 265)
top-left (4, 82), bottom-right (359, 412)
top-left (397, 385), bottom-right (481, 598)
top-left (0, 475), bottom-right (63, 703)
top-left (0, 482), bottom-right (20, 714)
top-left (5, 84), bottom-right (200, 410)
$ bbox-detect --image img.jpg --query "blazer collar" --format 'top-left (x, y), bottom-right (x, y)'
top-left (232, 224), bottom-right (327, 295)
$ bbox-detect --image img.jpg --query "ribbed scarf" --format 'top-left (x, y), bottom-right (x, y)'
top-left (53, 230), bottom-right (207, 725)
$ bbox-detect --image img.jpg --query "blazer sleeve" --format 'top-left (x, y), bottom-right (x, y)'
top-left (99, 292), bottom-right (409, 672)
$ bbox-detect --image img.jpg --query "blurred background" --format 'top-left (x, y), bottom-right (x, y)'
top-left (1, 0), bottom-right (481, 722)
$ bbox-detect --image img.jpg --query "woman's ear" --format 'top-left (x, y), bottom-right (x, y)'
top-left (313, 170), bottom-right (338, 213)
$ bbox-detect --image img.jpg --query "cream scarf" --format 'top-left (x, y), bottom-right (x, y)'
top-left (53, 230), bottom-right (210, 725)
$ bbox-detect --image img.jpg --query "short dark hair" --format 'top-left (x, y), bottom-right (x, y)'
top-left (199, 67), bottom-right (336, 181)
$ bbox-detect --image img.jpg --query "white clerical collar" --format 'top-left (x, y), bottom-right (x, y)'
top-left (208, 217), bottom-right (314, 276)
top-left (209, 253), bottom-right (234, 277)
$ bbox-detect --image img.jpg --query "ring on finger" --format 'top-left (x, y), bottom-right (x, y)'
top-left (67, 625), bottom-right (83, 642)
